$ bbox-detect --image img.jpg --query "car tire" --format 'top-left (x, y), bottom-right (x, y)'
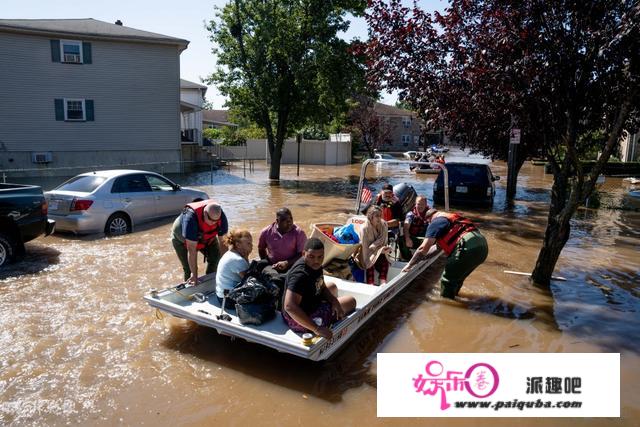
top-left (104, 213), bottom-right (131, 236)
top-left (0, 233), bottom-right (16, 267)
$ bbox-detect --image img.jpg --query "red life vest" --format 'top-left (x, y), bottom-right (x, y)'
top-left (432, 211), bottom-right (476, 255)
top-left (184, 200), bottom-right (222, 250)
top-left (375, 194), bottom-right (399, 222)
top-left (408, 206), bottom-right (430, 237)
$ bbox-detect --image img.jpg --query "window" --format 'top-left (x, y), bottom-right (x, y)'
top-left (55, 175), bottom-right (107, 193)
top-left (65, 99), bottom-right (85, 121)
top-left (402, 116), bottom-right (411, 128)
top-left (111, 175), bottom-right (153, 193)
top-left (61, 40), bottom-right (83, 63)
top-left (146, 174), bottom-right (176, 192)
top-left (401, 134), bottom-right (411, 146)
top-left (55, 99), bottom-right (94, 122)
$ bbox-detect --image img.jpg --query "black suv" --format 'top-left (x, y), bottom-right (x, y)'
top-left (433, 163), bottom-right (500, 207)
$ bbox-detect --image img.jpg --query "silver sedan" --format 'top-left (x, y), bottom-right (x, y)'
top-left (45, 170), bottom-right (209, 235)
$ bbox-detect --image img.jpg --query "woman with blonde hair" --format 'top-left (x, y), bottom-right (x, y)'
top-left (358, 205), bottom-right (391, 285)
top-left (215, 229), bottom-right (253, 305)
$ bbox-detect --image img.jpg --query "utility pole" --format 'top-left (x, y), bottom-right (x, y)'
top-left (507, 128), bottom-right (520, 199)
top-left (296, 133), bottom-right (302, 176)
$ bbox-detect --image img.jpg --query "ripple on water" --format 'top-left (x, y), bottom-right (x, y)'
top-left (1, 156), bottom-right (639, 424)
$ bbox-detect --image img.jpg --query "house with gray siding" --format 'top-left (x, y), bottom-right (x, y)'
top-left (0, 19), bottom-right (189, 176)
top-left (180, 79), bottom-right (206, 144)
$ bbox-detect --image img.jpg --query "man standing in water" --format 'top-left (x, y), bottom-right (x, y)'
top-left (403, 209), bottom-right (488, 299)
top-left (171, 200), bottom-right (228, 285)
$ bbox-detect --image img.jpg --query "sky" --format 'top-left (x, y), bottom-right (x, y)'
top-left (3, 0), bottom-right (444, 109)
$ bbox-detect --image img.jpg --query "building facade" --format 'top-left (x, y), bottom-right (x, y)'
top-left (180, 79), bottom-right (206, 144)
top-left (373, 102), bottom-right (425, 151)
top-left (0, 19), bottom-right (189, 176)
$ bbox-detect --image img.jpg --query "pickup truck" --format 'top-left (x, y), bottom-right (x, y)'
top-left (0, 183), bottom-right (56, 267)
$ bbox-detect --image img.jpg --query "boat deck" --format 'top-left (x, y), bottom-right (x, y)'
top-left (144, 256), bottom-right (440, 361)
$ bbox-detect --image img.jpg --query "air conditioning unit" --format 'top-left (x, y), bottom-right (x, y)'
top-left (32, 152), bottom-right (53, 164)
top-left (64, 54), bottom-right (81, 63)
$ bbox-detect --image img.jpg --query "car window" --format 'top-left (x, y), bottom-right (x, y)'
top-left (440, 165), bottom-right (489, 183)
top-left (111, 174), bottom-right (153, 193)
top-left (146, 174), bottom-right (175, 192)
top-left (54, 175), bottom-right (107, 193)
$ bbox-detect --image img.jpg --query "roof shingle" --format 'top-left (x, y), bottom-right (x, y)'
top-left (0, 18), bottom-right (188, 48)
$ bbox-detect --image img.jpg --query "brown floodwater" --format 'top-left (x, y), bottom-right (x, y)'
top-left (1, 150), bottom-right (639, 426)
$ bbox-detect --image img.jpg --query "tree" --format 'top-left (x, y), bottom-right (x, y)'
top-left (206, 0), bottom-right (366, 180)
top-left (346, 96), bottom-right (394, 157)
top-left (364, 0), bottom-right (640, 286)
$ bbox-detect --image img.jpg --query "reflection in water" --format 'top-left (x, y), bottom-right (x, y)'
top-left (1, 151), bottom-right (639, 425)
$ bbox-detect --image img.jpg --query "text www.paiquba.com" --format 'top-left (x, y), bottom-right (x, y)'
top-left (454, 399), bottom-right (583, 411)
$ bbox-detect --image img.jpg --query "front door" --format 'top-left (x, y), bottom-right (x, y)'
top-left (145, 174), bottom-right (186, 218)
top-left (111, 174), bottom-right (157, 224)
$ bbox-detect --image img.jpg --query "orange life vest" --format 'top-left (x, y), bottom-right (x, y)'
top-left (408, 206), bottom-right (430, 237)
top-left (432, 211), bottom-right (476, 256)
top-left (375, 194), bottom-right (399, 222)
top-left (184, 200), bottom-right (222, 250)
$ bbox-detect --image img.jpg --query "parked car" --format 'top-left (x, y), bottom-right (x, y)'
top-left (0, 183), bottom-right (56, 267)
top-left (45, 170), bottom-right (209, 235)
top-left (373, 153), bottom-right (395, 160)
top-left (433, 162), bottom-right (500, 207)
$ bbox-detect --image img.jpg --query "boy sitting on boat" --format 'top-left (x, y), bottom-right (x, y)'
top-left (282, 238), bottom-right (356, 339)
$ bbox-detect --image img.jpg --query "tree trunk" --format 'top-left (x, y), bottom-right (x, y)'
top-left (531, 212), bottom-right (572, 288)
top-left (269, 138), bottom-right (283, 181)
top-left (364, 134), bottom-right (375, 158)
top-left (531, 166), bottom-right (571, 287)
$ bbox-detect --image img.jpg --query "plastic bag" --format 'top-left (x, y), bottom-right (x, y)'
top-left (333, 223), bottom-right (360, 244)
top-left (228, 275), bottom-right (279, 304)
top-left (227, 260), bottom-right (279, 325)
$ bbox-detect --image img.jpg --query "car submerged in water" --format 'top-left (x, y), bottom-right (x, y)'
top-left (433, 162), bottom-right (500, 207)
top-left (45, 170), bottom-right (209, 235)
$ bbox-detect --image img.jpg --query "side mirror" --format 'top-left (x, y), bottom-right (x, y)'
top-left (493, 176), bottom-right (501, 181)
top-left (173, 184), bottom-right (181, 191)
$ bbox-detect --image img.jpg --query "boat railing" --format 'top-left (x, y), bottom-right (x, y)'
top-left (355, 158), bottom-right (450, 213)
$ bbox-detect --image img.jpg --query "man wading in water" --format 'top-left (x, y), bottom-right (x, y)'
top-left (403, 209), bottom-right (488, 299)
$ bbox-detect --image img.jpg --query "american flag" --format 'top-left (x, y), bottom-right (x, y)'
top-left (361, 185), bottom-right (373, 204)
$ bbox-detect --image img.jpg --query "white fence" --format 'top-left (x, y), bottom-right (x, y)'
top-left (213, 138), bottom-right (351, 165)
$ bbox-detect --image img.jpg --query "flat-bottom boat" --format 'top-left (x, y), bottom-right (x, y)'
top-left (144, 251), bottom-right (441, 361)
top-left (144, 158), bottom-right (449, 361)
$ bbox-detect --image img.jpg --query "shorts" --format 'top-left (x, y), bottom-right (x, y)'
top-left (282, 301), bottom-right (335, 333)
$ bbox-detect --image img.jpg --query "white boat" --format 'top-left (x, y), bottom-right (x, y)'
top-left (144, 159), bottom-right (450, 361)
top-left (623, 177), bottom-right (640, 185)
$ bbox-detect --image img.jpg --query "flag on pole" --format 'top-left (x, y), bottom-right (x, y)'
top-left (361, 185), bottom-right (373, 205)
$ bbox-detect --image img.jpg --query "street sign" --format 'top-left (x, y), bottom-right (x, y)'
top-left (510, 128), bottom-right (521, 144)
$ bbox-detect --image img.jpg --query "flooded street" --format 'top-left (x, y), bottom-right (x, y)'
top-left (1, 151), bottom-right (639, 426)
